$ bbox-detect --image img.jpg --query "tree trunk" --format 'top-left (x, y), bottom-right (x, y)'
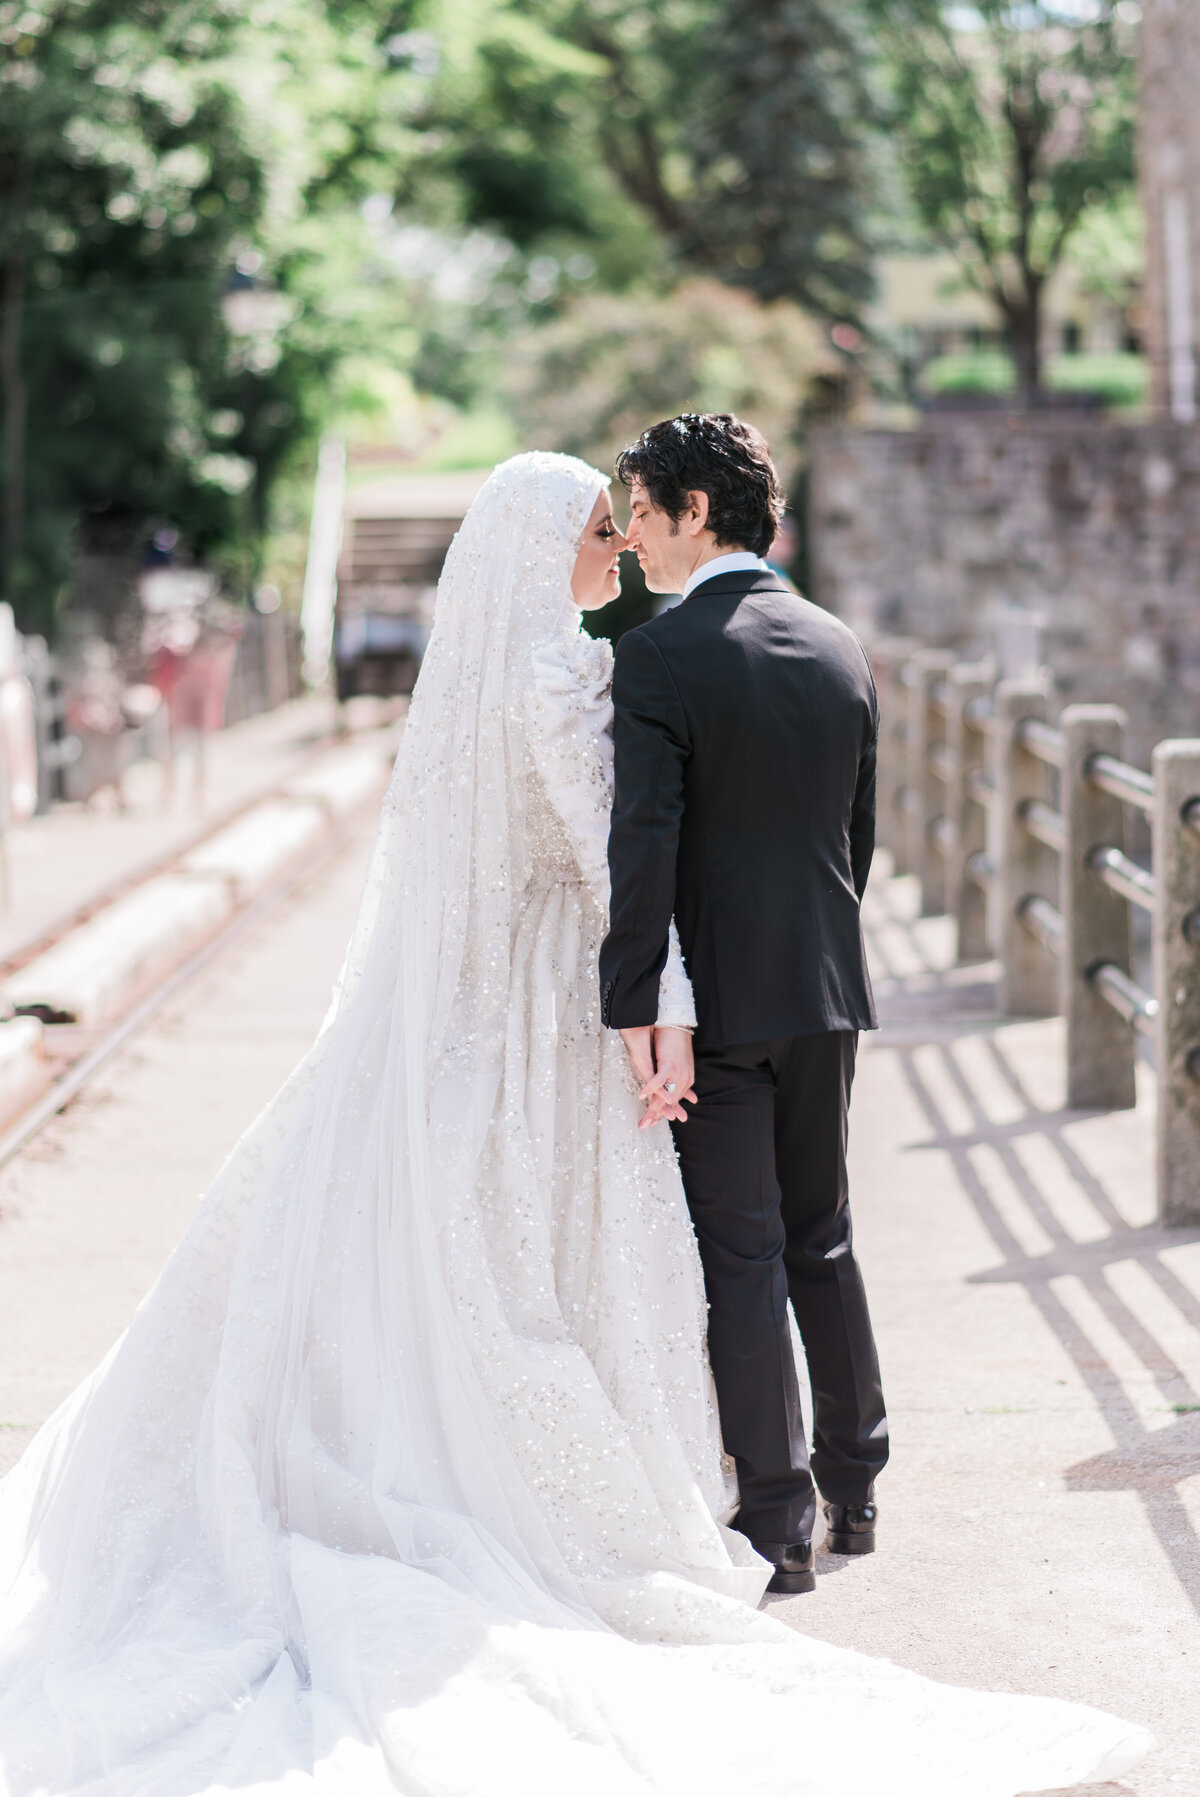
top-left (1006, 280), bottom-right (1043, 406)
top-left (0, 158), bottom-right (29, 598)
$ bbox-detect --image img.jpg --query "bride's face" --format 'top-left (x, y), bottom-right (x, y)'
top-left (570, 490), bottom-right (625, 611)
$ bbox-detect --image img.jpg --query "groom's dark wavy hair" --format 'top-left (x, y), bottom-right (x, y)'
top-left (614, 413), bottom-right (784, 556)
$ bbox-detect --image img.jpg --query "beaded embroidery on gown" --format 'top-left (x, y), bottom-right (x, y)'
top-left (0, 454), bottom-right (1150, 1796)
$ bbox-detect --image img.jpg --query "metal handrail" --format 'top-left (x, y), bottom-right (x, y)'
top-left (1087, 844), bottom-right (1156, 912)
top-left (1019, 799), bottom-right (1066, 853)
top-left (877, 637), bottom-right (1200, 1223)
top-left (1087, 752), bottom-right (1155, 816)
top-left (966, 850), bottom-right (996, 889)
top-left (1089, 961), bottom-right (1159, 1037)
top-left (966, 767), bottom-right (995, 807)
top-left (1018, 894), bottom-right (1065, 953)
top-left (1016, 717), bottom-right (1065, 767)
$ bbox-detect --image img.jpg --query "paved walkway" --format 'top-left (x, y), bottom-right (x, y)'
top-left (772, 860), bottom-right (1200, 1796)
top-left (0, 840), bottom-right (1195, 1792)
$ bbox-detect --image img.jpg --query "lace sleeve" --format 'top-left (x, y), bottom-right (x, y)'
top-left (529, 632), bottom-right (695, 1030)
top-left (658, 920), bottom-right (697, 1031)
top-left (529, 632), bottom-right (615, 909)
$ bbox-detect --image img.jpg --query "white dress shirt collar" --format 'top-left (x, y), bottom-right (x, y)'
top-left (682, 551), bottom-right (769, 599)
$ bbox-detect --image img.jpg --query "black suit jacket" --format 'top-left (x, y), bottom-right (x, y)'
top-left (599, 570), bottom-right (878, 1048)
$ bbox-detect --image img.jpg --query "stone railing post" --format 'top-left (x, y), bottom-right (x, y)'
top-left (1060, 705), bottom-right (1137, 1110)
top-left (1152, 740), bottom-right (1200, 1225)
top-left (946, 663), bottom-right (993, 964)
top-left (992, 676), bottom-right (1057, 1016)
top-left (261, 603), bottom-right (290, 711)
top-left (906, 650), bottom-right (954, 916)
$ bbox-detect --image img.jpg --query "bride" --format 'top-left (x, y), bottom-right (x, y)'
top-left (0, 452), bottom-right (1149, 1795)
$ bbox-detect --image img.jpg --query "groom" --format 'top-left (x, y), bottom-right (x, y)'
top-left (599, 413), bottom-right (888, 1595)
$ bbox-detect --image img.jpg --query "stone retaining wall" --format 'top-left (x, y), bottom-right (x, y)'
top-left (809, 416), bottom-right (1200, 763)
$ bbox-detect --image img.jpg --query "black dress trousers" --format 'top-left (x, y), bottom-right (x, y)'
top-left (671, 1029), bottom-right (888, 1551)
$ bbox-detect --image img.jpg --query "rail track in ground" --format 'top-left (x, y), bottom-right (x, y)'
top-left (0, 740), bottom-right (394, 1172)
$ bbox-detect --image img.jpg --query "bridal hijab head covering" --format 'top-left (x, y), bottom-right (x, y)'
top-left (0, 452), bottom-right (1151, 1797)
top-left (335, 450), bottom-right (608, 1062)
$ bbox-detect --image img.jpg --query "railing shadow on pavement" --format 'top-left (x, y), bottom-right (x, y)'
top-left (865, 865), bottom-right (1200, 1622)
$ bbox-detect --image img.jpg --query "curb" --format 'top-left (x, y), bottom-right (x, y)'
top-left (181, 802), bottom-right (328, 902)
top-left (0, 1017), bottom-right (45, 1124)
top-left (0, 734), bottom-right (395, 1122)
top-left (5, 875), bottom-right (236, 1026)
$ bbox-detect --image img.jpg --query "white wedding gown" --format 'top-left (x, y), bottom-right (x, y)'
top-left (0, 454), bottom-right (1150, 1796)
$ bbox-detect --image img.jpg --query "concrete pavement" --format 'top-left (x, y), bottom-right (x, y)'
top-left (0, 841), bottom-right (1195, 1792)
top-left (772, 863), bottom-right (1200, 1797)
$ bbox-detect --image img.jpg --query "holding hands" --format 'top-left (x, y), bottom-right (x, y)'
top-left (619, 1026), bottom-right (697, 1129)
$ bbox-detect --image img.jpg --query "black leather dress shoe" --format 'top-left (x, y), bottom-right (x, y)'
top-left (756, 1541), bottom-right (815, 1595)
top-left (821, 1500), bottom-right (877, 1555)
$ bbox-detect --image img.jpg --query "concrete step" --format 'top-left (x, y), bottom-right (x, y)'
top-left (180, 798), bottom-right (328, 900)
top-left (0, 1016), bottom-right (45, 1126)
top-left (4, 875), bottom-right (234, 1026)
top-left (284, 743), bottom-right (392, 817)
top-left (0, 732), bottom-right (391, 1042)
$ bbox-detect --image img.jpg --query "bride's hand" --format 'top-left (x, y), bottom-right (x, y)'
top-left (619, 1025), bottom-right (656, 1091)
top-left (639, 1027), bottom-right (696, 1128)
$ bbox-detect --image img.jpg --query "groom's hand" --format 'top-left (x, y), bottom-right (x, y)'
top-left (639, 1027), bottom-right (697, 1129)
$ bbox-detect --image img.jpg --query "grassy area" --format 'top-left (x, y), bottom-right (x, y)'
top-left (921, 350), bottom-right (1148, 409)
top-left (406, 406), bottom-right (520, 473)
top-left (1046, 352), bottom-right (1147, 407)
top-left (923, 350), bottom-right (1016, 397)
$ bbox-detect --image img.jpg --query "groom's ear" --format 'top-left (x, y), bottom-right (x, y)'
top-left (684, 489), bottom-right (711, 537)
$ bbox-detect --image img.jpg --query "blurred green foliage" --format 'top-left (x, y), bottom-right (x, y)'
top-left (0, 0), bottom-right (426, 633)
top-left (507, 278), bottom-right (826, 479)
top-left (1, 0), bottom-right (262, 631)
top-left (404, 0), bottom-right (878, 319)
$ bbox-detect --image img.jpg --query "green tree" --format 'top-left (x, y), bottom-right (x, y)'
top-left (597, 0), bottom-right (878, 325)
top-left (0, 0), bottom-right (269, 632)
top-left (393, 3), bottom-right (661, 291)
top-left (400, 0), bottom-right (878, 332)
top-left (0, 0), bottom-right (424, 637)
top-left (869, 0), bottom-right (1137, 401)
